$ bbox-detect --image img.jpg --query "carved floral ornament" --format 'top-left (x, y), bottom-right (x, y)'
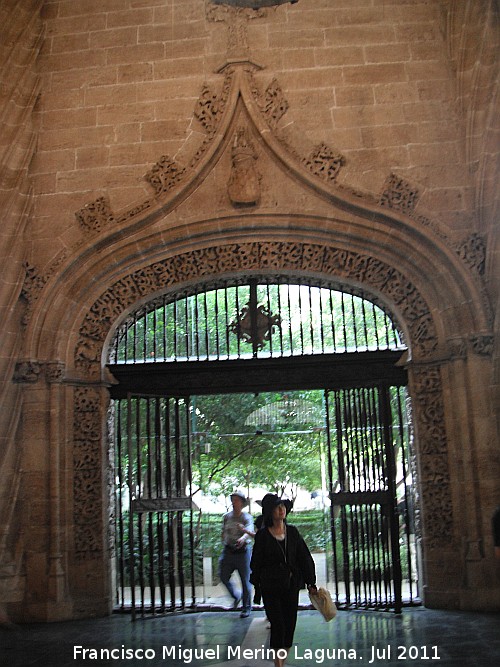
top-left (75, 241), bottom-right (441, 377)
top-left (64, 64), bottom-right (488, 305)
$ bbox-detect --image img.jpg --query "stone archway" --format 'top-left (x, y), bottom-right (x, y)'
top-left (14, 61), bottom-right (496, 619)
top-left (70, 240), bottom-right (453, 611)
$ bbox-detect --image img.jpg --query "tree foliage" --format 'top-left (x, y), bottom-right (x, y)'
top-left (191, 390), bottom-right (325, 501)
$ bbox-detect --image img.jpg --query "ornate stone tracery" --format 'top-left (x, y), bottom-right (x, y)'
top-left (74, 241), bottom-right (438, 378)
top-left (455, 232), bottom-right (486, 276)
top-left (410, 365), bottom-right (454, 548)
top-left (260, 78), bottom-right (289, 129)
top-left (144, 156), bottom-right (186, 196)
top-left (73, 386), bottom-right (103, 560)
top-left (195, 84), bottom-right (224, 136)
top-left (75, 196), bottom-right (115, 234)
top-left (379, 172), bottom-right (420, 215)
top-left (303, 142), bottom-right (345, 183)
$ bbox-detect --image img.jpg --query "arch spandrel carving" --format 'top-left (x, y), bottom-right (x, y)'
top-left (19, 61), bottom-right (490, 351)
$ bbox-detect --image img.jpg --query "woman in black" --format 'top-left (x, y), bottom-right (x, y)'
top-left (250, 494), bottom-right (317, 667)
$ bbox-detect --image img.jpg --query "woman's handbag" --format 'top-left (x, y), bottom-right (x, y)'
top-left (308, 587), bottom-right (337, 621)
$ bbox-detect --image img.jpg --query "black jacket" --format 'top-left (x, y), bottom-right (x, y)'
top-left (250, 523), bottom-right (316, 595)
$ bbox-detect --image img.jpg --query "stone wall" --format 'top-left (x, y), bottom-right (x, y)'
top-left (0, 0), bottom-right (498, 621)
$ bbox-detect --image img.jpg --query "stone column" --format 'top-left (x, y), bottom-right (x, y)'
top-left (45, 362), bottom-right (72, 616)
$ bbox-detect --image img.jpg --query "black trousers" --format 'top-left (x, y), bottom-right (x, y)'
top-left (262, 587), bottom-right (300, 650)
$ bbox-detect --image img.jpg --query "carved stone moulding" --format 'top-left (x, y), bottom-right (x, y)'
top-left (456, 232), bottom-right (486, 277)
top-left (75, 196), bottom-right (114, 234)
top-left (73, 386), bottom-right (103, 561)
top-left (144, 156), bottom-right (186, 196)
top-left (13, 359), bottom-right (66, 383)
top-left (410, 364), bottom-right (454, 550)
top-left (469, 333), bottom-right (493, 356)
top-left (303, 143), bottom-right (345, 183)
top-left (379, 172), bottom-right (420, 215)
top-left (13, 360), bottom-right (42, 383)
top-left (447, 333), bottom-right (493, 359)
top-left (74, 241), bottom-right (438, 380)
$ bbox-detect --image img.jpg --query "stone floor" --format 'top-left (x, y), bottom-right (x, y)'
top-left (1, 607), bottom-right (499, 667)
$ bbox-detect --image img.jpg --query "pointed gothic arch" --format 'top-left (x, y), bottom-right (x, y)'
top-left (16, 61), bottom-right (495, 617)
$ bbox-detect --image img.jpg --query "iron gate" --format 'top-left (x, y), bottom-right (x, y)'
top-left (114, 394), bottom-right (200, 618)
top-left (109, 278), bottom-right (416, 615)
top-left (325, 385), bottom-right (415, 612)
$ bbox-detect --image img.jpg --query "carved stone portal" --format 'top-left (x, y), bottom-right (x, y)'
top-left (71, 241), bottom-right (452, 563)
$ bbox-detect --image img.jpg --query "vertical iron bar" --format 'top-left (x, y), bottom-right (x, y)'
top-left (361, 297), bottom-right (369, 350)
top-left (341, 292), bottom-right (348, 351)
top-left (133, 311), bottom-right (138, 363)
top-left (202, 290), bottom-right (209, 360)
top-left (135, 398), bottom-right (145, 616)
top-left (353, 388), bottom-right (370, 605)
top-left (184, 292), bottom-right (190, 360)
top-left (185, 398), bottom-right (196, 607)
top-left (350, 295), bottom-right (358, 351)
top-left (249, 280), bottom-right (259, 359)
top-left (373, 387), bottom-right (390, 607)
top-left (173, 300), bottom-right (178, 361)
top-left (298, 284), bottom-right (305, 354)
top-left (145, 399), bottom-right (156, 613)
top-left (266, 283), bottom-right (274, 356)
top-left (127, 395), bottom-right (136, 620)
top-left (165, 399), bottom-right (176, 609)
top-left (287, 284), bottom-right (294, 354)
top-left (308, 285), bottom-right (315, 353)
top-left (152, 306), bottom-right (157, 361)
top-left (277, 283), bottom-right (284, 355)
top-left (329, 290), bottom-right (337, 353)
top-left (224, 286), bottom-right (230, 359)
top-left (395, 386), bottom-right (414, 602)
top-left (162, 295), bottom-right (167, 361)
top-left (235, 285), bottom-right (241, 358)
top-left (216, 289), bottom-right (221, 359)
top-left (361, 388), bottom-right (377, 605)
top-left (194, 291), bottom-right (200, 360)
top-left (174, 400), bottom-right (185, 608)
top-left (379, 386), bottom-right (402, 612)
top-left (319, 288), bottom-right (326, 354)
top-left (155, 398), bottom-right (166, 612)
top-left (123, 326), bottom-right (128, 364)
top-left (324, 390), bottom-right (340, 605)
top-left (372, 304), bottom-right (380, 350)
top-left (116, 401), bottom-right (125, 609)
top-left (335, 390), bottom-right (351, 605)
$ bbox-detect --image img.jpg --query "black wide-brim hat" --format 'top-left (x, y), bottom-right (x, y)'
top-left (260, 493), bottom-right (293, 516)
